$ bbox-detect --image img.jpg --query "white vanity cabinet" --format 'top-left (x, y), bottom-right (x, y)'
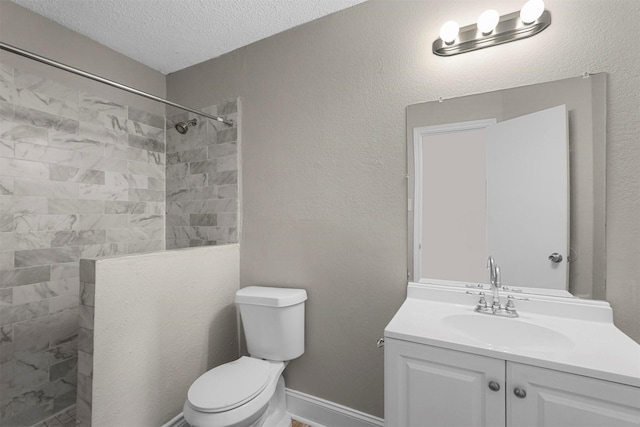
top-left (508, 363), bottom-right (640, 427)
top-left (385, 338), bottom-right (640, 427)
top-left (385, 338), bottom-right (505, 427)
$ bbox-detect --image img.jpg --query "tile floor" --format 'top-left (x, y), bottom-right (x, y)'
top-left (32, 406), bottom-right (76, 427)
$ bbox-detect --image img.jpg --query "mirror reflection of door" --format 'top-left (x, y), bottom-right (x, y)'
top-left (415, 105), bottom-right (569, 290)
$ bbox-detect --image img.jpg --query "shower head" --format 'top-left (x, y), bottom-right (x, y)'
top-left (175, 118), bottom-right (197, 134)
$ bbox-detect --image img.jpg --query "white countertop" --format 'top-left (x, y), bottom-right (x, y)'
top-left (385, 282), bottom-right (640, 387)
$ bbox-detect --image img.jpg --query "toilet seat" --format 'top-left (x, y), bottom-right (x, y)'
top-left (188, 357), bottom-right (271, 413)
top-left (184, 359), bottom-right (286, 427)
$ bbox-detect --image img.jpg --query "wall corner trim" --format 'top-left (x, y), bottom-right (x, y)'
top-left (286, 388), bottom-right (384, 427)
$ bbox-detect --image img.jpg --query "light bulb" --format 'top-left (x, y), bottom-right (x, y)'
top-left (477, 9), bottom-right (500, 34)
top-left (439, 21), bottom-right (460, 44)
top-left (520, 0), bottom-right (545, 24)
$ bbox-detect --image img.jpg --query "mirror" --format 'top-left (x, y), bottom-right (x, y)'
top-left (407, 74), bottom-right (606, 299)
top-left (415, 106), bottom-right (570, 292)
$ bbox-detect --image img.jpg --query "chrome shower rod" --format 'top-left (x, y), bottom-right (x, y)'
top-left (0, 41), bottom-right (233, 126)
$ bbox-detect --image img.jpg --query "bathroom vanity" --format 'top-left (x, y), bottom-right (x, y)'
top-left (384, 282), bottom-right (640, 427)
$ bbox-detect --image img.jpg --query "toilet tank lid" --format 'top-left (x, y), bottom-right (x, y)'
top-left (235, 286), bottom-right (307, 307)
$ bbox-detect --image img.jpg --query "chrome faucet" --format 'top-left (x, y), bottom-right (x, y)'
top-left (475, 256), bottom-right (518, 318)
top-left (487, 255), bottom-right (497, 283)
top-left (487, 256), bottom-right (501, 310)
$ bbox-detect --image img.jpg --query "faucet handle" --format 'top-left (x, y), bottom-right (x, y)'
top-left (476, 292), bottom-right (487, 309)
top-left (504, 295), bottom-right (519, 317)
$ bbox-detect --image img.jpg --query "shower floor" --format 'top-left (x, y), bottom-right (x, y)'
top-left (32, 406), bottom-right (76, 427)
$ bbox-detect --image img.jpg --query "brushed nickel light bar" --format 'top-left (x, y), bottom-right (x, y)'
top-left (433, 0), bottom-right (551, 57)
top-left (0, 41), bottom-right (234, 126)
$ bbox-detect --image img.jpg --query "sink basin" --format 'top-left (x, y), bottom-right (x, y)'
top-left (441, 314), bottom-right (574, 352)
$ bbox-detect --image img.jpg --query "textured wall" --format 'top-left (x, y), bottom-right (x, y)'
top-left (78, 246), bottom-right (239, 427)
top-left (167, 0), bottom-right (640, 417)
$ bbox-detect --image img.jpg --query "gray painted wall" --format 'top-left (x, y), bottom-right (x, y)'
top-left (167, 0), bottom-right (640, 417)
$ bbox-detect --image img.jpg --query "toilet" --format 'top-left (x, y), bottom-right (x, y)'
top-left (183, 286), bottom-right (307, 427)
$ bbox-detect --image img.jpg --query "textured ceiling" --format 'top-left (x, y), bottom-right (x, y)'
top-left (9, 0), bottom-right (367, 74)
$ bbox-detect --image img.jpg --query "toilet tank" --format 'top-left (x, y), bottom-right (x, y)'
top-left (235, 286), bottom-right (307, 361)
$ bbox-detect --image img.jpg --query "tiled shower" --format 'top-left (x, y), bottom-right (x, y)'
top-left (0, 61), bottom-right (238, 426)
top-left (166, 102), bottom-right (239, 249)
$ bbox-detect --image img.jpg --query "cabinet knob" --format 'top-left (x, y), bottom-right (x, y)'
top-left (514, 387), bottom-right (527, 398)
top-left (488, 381), bottom-right (501, 392)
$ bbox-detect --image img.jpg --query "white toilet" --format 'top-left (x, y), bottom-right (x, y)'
top-left (183, 286), bottom-right (307, 427)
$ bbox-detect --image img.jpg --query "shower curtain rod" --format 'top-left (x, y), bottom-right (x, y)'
top-left (0, 41), bottom-right (234, 126)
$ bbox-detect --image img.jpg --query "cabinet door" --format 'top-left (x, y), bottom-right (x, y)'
top-left (385, 338), bottom-right (505, 427)
top-left (507, 362), bottom-right (640, 427)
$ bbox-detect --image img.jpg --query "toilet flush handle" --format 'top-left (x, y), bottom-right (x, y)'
top-left (376, 338), bottom-right (385, 348)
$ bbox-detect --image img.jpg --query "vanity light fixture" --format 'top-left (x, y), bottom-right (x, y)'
top-left (433, 0), bottom-right (551, 56)
top-left (439, 20), bottom-right (460, 45)
top-left (520, 0), bottom-right (545, 24)
top-left (477, 9), bottom-right (500, 35)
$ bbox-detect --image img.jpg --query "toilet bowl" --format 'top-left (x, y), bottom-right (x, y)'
top-left (183, 286), bottom-right (307, 427)
top-left (183, 357), bottom-right (287, 427)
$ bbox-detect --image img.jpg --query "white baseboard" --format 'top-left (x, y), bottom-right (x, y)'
top-left (162, 390), bottom-right (384, 427)
top-left (161, 412), bottom-right (188, 427)
top-left (286, 388), bottom-right (384, 427)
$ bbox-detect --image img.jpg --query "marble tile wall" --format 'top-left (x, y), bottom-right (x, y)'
top-left (0, 62), bottom-right (165, 426)
top-left (166, 100), bottom-right (239, 249)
